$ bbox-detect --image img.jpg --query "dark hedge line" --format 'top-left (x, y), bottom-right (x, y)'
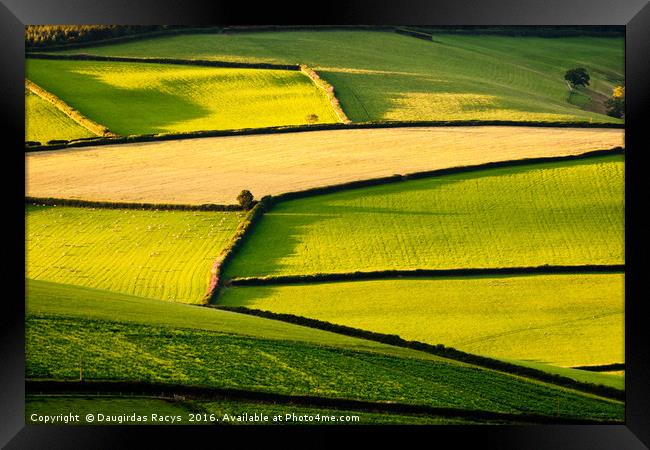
top-left (400, 26), bottom-right (624, 38)
top-left (572, 363), bottom-right (625, 372)
top-left (203, 196), bottom-right (274, 304)
top-left (25, 197), bottom-right (243, 212)
top-left (26, 53), bottom-right (300, 71)
top-left (216, 306), bottom-right (625, 402)
top-left (24, 121), bottom-right (624, 153)
top-left (226, 264), bottom-right (625, 286)
top-left (25, 380), bottom-right (620, 424)
top-left (394, 28), bottom-right (436, 41)
top-left (270, 147), bottom-right (624, 204)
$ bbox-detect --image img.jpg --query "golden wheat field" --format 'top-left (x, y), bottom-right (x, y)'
top-left (26, 126), bottom-right (623, 205)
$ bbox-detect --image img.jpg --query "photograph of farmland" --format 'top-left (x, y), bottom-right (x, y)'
top-left (24, 25), bottom-right (625, 426)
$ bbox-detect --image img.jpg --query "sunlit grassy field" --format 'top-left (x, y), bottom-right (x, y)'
top-left (25, 206), bottom-right (242, 303)
top-left (220, 273), bottom-right (624, 368)
top-left (25, 126), bottom-right (623, 205)
top-left (25, 91), bottom-right (96, 143)
top-left (26, 314), bottom-right (623, 420)
top-left (50, 31), bottom-right (624, 123)
top-left (26, 59), bottom-right (339, 135)
top-left (224, 155), bottom-right (624, 277)
top-left (25, 278), bottom-right (437, 358)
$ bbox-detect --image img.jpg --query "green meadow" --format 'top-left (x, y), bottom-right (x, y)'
top-left (50, 31), bottom-right (624, 123)
top-left (220, 273), bottom-right (624, 368)
top-left (26, 59), bottom-right (339, 135)
top-left (224, 155), bottom-right (624, 278)
top-left (26, 206), bottom-right (242, 303)
top-left (26, 315), bottom-right (622, 420)
top-left (25, 279), bottom-right (623, 420)
top-left (25, 90), bottom-right (96, 143)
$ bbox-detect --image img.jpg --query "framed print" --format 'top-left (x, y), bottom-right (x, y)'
top-left (2, 0), bottom-right (649, 447)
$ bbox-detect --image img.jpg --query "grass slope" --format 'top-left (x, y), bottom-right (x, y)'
top-left (25, 91), bottom-right (96, 143)
top-left (25, 278), bottom-right (441, 358)
top-left (26, 315), bottom-right (622, 420)
top-left (26, 59), bottom-right (338, 135)
top-left (224, 155), bottom-right (624, 278)
top-left (25, 279), bottom-right (623, 420)
top-left (50, 31), bottom-right (624, 123)
top-left (26, 205), bottom-right (242, 303)
top-left (220, 273), bottom-right (624, 368)
top-left (25, 126), bottom-right (624, 205)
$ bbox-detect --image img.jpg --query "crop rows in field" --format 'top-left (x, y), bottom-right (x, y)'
top-left (25, 126), bottom-right (623, 205)
top-left (47, 30), bottom-right (624, 123)
top-left (220, 273), bottom-right (624, 368)
top-left (224, 155), bottom-right (624, 278)
top-left (26, 59), bottom-right (339, 136)
top-left (26, 206), bottom-right (242, 303)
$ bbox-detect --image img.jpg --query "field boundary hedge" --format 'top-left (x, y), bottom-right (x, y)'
top-left (395, 26), bottom-right (624, 39)
top-left (225, 264), bottom-right (625, 286)
top-left (202, 197), bottom-right (274, 305)
top-left (26, 52), bottom-right (301, 71)
top-left (299, 64), bottom-right (351, 124)
top-left (25, 196), bottom-right (242, 212)
top-left (214, 306), bottom-right (624, 401)
top-left (25, 79), bottom-right (117, 140)
top-left (572, 363), bottom-right (625, 372)
top-left (25, 122), bottom-right (624, 152)
top-left (25, 380), bottom-right (621, 424)
top-left (269, 147), bottom-right (624, 203)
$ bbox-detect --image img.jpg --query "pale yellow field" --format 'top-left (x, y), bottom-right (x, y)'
top-left (25, 126), bottom-right (623, 205)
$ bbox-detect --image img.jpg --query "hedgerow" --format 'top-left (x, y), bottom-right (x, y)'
top-left (216, 306), bottom-right (624, 401)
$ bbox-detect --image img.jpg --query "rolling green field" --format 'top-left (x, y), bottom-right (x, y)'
top-left (25, 91), bottom-right (96, 143)
top-left (224, 155), bottom-right (624, 278)
top-left (27, 278), bottom-right (621, 389)
top-left (26, 314), bottom-right (622, 420)
top-left (26, 206), bottom-right (242, 303)
top-left (220, 273), bottom-right (624, 368)
top-left (26, 278), bottom-right (444, 359)
top-left (26, 59), bottom-right (339, 135)
top-left (50, 31), bottom-right (624, 123)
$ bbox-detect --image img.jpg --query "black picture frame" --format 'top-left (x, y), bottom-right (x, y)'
top-left (3, 0), bottom-right (648, 447)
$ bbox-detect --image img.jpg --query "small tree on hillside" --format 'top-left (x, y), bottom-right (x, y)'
top-left (237, 190), bottom-right (254, 210)
top-left (605, 85), bottom-right (625, 118)
top-left (564, 68), bottom-right (590, 88)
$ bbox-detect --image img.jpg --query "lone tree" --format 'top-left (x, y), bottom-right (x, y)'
top-left (237, 190), bottom-right (254, 210)
top-left (564, 68), bottom-right (590, 88)
top-left (605, 85), bottom-right (625, 118)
